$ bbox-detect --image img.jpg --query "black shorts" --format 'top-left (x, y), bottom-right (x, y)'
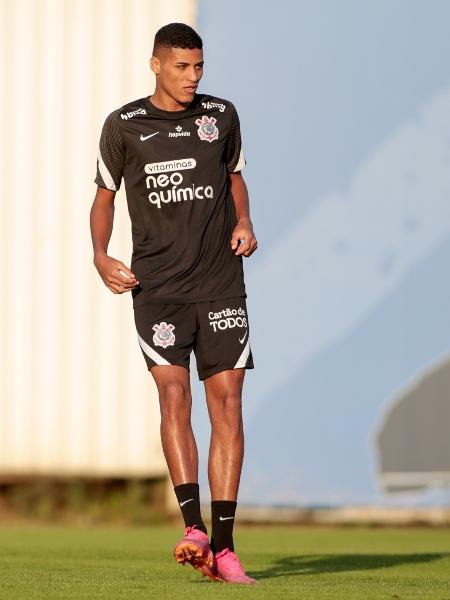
top-left (133, 296), bottom-right (254, 381)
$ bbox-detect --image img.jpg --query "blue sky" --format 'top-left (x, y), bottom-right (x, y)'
top-left (189, 0), bottom-right (450, 506)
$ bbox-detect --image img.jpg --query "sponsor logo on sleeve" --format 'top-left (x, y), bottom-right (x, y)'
top-left (120, 108), bottom-right (146, 120)
top-left (201, 101), bottom-right (226, 113)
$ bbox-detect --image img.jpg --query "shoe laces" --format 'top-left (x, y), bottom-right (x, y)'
top-left (185, 524), bottom-right (205, 537)
top-left (185, 525), bottom-right (197, 535)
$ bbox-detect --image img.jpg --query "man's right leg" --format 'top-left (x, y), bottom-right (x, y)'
top-left (150, 364), bottom-right (198, 486)
top-left (133, 302), bottom-right (216, 578)
top-left (150, 365), bottom-right (218, 579)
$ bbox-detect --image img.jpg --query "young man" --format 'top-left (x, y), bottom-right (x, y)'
top-left (90, 23), bottom-right (258, 584)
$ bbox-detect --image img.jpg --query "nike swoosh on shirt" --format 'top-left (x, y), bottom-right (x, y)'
top-left (239, 330), bottom-right (248, 344)
top-left (140, 132), bottom-right (159, 141)
top-left (179, 498), bottom-right (194, 507)
top-left (219, 516), bottom-right (234, 521)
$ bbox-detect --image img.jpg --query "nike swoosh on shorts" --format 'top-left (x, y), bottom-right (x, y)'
top-left (239, 330), bottom-right (248, 344)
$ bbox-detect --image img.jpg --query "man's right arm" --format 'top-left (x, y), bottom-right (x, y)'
top-left (90, 186), bottom-right (139, 294)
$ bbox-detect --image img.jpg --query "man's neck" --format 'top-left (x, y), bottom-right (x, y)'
top-left (149, 91), bottom-right (193, 112)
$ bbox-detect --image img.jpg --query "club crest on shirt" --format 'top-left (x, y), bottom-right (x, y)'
top-left (152, 321), bottom-right (175, 348)
top-left (195, 115), bottom-right (219, 142)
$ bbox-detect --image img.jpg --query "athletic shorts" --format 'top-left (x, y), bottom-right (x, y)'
top-left (133, 296), bottom-right (254, 381)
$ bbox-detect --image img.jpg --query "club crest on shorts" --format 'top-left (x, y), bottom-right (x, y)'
top-left (195, 115), bottom-right (219, 142)
top-left (152, 321), bottom-right (175, 348)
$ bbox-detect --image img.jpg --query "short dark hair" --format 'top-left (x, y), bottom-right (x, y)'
top-left (153, 23), bottom-right (203, 54)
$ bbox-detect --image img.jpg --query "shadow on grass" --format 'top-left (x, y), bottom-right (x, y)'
top-left (250, 552), bottom-right (450, 580)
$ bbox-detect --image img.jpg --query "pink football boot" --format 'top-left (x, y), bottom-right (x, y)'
top-left (215, 548), bottom-right (258, 584)
top-left (173, 525), bottom-right (220, 581)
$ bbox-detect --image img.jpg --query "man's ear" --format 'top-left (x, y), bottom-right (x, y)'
top-left (150, 56), bottom-right (160, 76)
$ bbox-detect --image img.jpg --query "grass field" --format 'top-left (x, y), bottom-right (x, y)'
top-left (1, 524), bottom-right (450, 599)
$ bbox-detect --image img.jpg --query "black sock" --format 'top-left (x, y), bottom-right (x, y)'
top-left (173, 483), bottom-right (207, 535)
top-left (210, 500), bottom-right (237, 553)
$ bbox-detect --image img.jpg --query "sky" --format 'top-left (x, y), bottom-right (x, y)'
top-left (188, 0), bottom-right (450, 506)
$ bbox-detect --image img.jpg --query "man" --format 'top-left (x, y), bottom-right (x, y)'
top-left (90, 23), bottom-right (258, 584)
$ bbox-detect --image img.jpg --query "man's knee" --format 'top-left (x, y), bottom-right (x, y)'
top-left (214, 391), bottom-right (242, 412)
top-left (157, 378), bottom-right (192, 423)
top-left (209, 391), bottom-right (243, 431)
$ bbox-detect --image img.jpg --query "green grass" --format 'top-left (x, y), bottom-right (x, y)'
top-left (1, 524), bottom-right (450, 599)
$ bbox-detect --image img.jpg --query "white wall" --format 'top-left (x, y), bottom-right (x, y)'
top-left (0, 0), bottom-right (197, 477)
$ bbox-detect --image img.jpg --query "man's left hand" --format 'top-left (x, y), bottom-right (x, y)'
top-left (231, 218), bottom-right (258, 257)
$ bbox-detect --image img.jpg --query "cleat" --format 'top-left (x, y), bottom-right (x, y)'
top-left (173, 525), bottom-right (221, 581)
top-left (215, 548), bottom-right (258, 584)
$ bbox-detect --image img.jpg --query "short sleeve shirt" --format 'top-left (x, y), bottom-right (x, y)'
top-left (95, 94), bottom-right (247, 306)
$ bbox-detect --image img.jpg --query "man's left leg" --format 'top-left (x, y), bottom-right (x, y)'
top-left (204, 368), bottom-right (257, 584)
top-left (205, 368), bottom-right (244, 505)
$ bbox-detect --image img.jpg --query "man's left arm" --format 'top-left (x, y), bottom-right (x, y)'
top-left (229, 171), bottom-right (258, 257)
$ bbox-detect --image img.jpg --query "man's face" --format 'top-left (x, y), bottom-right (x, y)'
top-left (151, 47), bottom-right (204, 105)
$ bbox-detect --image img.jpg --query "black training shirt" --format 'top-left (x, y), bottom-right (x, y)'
top-left (94, 93), bottom-right (247, 306)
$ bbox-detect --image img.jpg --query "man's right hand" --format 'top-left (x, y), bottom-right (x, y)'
top-left (93, 252), bottom-right (139, 294)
